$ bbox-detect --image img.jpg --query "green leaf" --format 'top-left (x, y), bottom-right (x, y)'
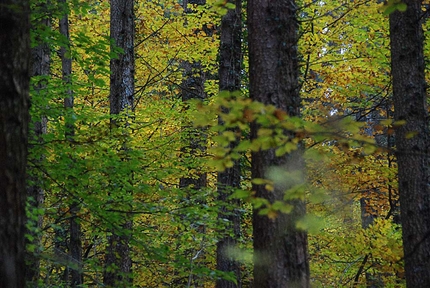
top-left (258, 207), bottom-right (270, 216)
top-left (381, 1), bottom-right (408, 15)
top-left (296, 214), bottom-right (325, 234)
top-left (252, 178), bottom-right (270, 185)
top-left (397, 2), bottom-right (407, 12)
top-left (229, 189), bottom-right (250, 199)
top-left (225, 3), bottom-right (236, 10)
top-left (253, 197), bottom-right (269, 209)
top-left (308, 188), bottom-right (327, 204)
top-left (222, 130), bottom-right (236, 141)
top-left (362, 143), bottom-right (376, 155)
top-left (272, 200), bottom-right (293, 214)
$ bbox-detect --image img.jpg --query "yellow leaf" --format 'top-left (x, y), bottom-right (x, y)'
top-left (405, 131), bottom-right (418, 139)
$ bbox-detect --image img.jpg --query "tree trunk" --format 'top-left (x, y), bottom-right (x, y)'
top-left (389, 1), bottom-right (430, 287)
top-left (25, 3), bottom-right (50, 283)
top-left (59, 0), bottom-right (83, 285)
top-left (104, 0), bottom-right (134, 286)
top-left (0, 0), bottom-right (30, 286)
top-left (176, 1), bottom-right (209, 286)
top-left (216, 1), bottom-right (242, 287)
top-left (248, 0), bottom-right (310, 287)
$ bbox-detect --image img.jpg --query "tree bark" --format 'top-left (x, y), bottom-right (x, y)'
top-left (104, 0), bottom-right (134, 286)
top-left (59, 0), bottom-right (83, 285)
top-left (389, 1), bottom-right (430, 287)
top-left (248, 0), bottom-right (310, 287)
top-left (216, 1), bottom-right (242, 287)
top-left (0, 0), bottom-right (30, 287)
top-left (25, 3), bottom-right (50, 283)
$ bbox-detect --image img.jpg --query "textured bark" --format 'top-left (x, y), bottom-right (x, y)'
top-left (216, 1), bottom-right (242, 287)
top-left (0, 0), bottom-right (30, 287)
top-left (25, 5), bottom-right (50, 283)
top-left (248, 0), bottom-right (310, 287)
top-left (389, 1), bottom-right (430, 287)
top-left (104, 0), bottom-right (134, 286)
top-left (109, 0), bottom-right (134, 116)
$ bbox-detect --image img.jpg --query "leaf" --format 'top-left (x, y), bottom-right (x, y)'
top-left (405, 131), bottom-right (418, 139)
top-left (257, 128), bottom-right (273, 137)
top-left (272, 200), bottom-right (293, 214)
top-left (252, 178), bottom-right (270, 185)
top-left (296, 214), bottom-right (325, 234)
top-left (283, 184), bottom-right (306, 201)
top-left (229, 189), bottom-right (250, 199)
top-left (258, 207), bottom-right (270, 216)
top-left (308, 188), bottom-right (327, 204)
top-left (393, 119), bottom-right (407, 127)
top-left (222, 130), bottom-right (236, 141)
top-left (266, 209), bottom-right (278, 220)
top-left (362, 143), bottom-right (376, 155)
top-left (235, 139), bottom-right (251, 152)
top-left (253, 197), bottom-right (269, 209)
top-left (225, 3), bottom-right (236, 10)
top-left (380, 119), bottom-right (393, 126)
top-left (224, 159), bottom-right (234, 168)
top-left (265, 183), bottom-right (274, 192)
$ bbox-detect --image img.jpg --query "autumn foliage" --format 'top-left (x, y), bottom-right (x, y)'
top-left (23, 0), bottom-right (430, 287)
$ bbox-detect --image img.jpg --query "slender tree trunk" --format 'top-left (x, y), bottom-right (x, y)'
top-left (177, 1), bottom-right (209, 286)
top-left (25, 3), bottom-right (50, 283)
top-left (104, 0), bottom-right (134, 286)
top-left (216, 1), bottom-right (242, 287)
top-left (179, 0), bottom-right (208, 190)
top-left (389, 1), bottom-right (430, 287)
top-left (59, 0), bottom-right (83, 285)
top-left (0, 0), bottom-right (30, 286)
top-left (248, 0), bottom-right (310, 287)
top-left (178, 48), bottom-right (208, 288)
top-left (357, 110), bottom-right (389, 287)
top-left (179, 60), bottom-right (208, 190)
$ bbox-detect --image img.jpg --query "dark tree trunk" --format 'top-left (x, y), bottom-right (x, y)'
top-left (179, 61), bottom-right (208, 191)
top-left (104, 0), bottom-right (134, 286)
top-left (0, 0), bottom-right (30, 287)
top-left (109, 0), bottom-right (134, 116)
top-left (59, 1), bottom-right (83, 285)
top-left (389, 1), bottom-right (430, 287)
top-left (179, 55), bottom-right (208, 192)
top-left (176, 3), bottom-right (210, 286)
top-left (178, 40), bottom-right (208, 288)
top-left (25, 3), bottom-right (50, 283)
top-left (216, 1), bottom-right (242, 287)
top-left (248, 0), bottom-right (310, 287)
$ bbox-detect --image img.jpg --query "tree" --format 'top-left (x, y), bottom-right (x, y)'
top-left (216, 1), bottom-right (243, 287)
top-left (176, 1), bottom-right (211, 286)
top-left (179, 0), bottom-right (209, 192)
top-left (26, 0), bottom-right (50, 283)
top-left (389, 1), bottom-right (430, 286)
top-left (59, 0), bottom-right (83, 285)
top-left (0, 0), bottom-right (30, 286)
top-left (247, 0), bottom-right (310, 286)
top-left (104, 0), bottom-right (135, 286)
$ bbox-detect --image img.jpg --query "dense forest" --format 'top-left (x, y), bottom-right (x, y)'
top-left (1, 0), bottom-right (429, 287)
